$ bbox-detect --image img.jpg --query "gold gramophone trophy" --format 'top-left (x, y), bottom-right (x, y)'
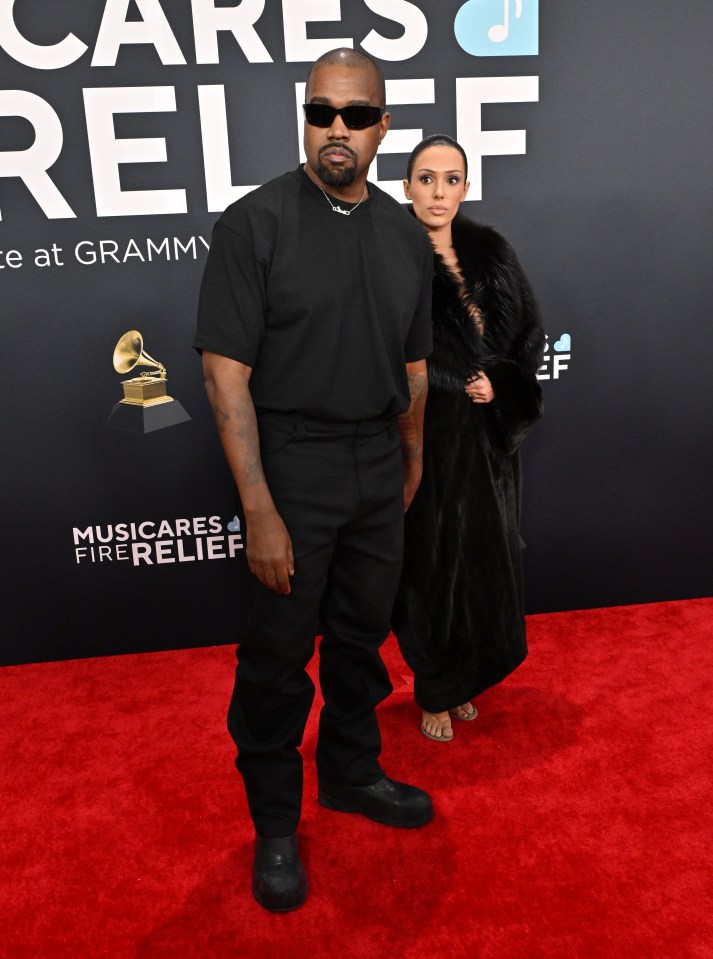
top-left (107, 330), bottom-right (191, 433)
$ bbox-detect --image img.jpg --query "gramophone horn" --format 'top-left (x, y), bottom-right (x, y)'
top-left (113, 330), bottom-right (164, 375)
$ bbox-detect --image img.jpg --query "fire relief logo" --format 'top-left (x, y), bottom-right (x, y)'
top-left (73, 514), bottom-right (243, 566)
top-left (455, 0), bottom-right (539, 57)
top-left (537, 333), bottom-right (571, 381)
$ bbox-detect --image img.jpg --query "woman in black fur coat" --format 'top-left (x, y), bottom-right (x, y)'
top-left (392, 135), bottom-right (545, 742)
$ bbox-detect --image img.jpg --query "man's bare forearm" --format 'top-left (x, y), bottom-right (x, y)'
top-left (397, 359), bottom-right (428, 510)
top-left (397, 360), bottom-right (428, 463)
top-left (202, 351), bottom-right (293, 592)
top-left (202, 352), bottom-right (274, 516)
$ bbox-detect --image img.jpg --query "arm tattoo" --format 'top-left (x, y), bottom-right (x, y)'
top-left (397, 369), bottom-right (428, 462)
top-left (207, 382), bottom-right (265, 490)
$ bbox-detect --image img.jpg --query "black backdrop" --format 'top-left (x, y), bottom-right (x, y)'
top-left (2, 1), bottom-right (711, 665)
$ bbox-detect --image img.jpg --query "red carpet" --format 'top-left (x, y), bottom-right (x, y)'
top-left (1, 599), bottom-right (711, 958)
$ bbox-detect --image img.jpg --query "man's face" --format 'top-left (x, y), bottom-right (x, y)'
top-left (304, 65), bottom-right (390, 191)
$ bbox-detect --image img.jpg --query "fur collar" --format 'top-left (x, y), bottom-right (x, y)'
top-left (409, 208), bottom-right (542, 392)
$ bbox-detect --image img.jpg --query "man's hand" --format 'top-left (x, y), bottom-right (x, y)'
top-left (246, 507), bottom-right (294, 594)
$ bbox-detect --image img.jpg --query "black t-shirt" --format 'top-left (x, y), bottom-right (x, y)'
top-left (195, 166), bottom-right (433, 421)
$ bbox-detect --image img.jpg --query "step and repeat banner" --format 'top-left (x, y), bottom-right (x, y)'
top-left (2, 1), bottom-right (712, 663)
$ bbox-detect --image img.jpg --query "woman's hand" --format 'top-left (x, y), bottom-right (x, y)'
top-left (465, 372), bottom-right (495, 403)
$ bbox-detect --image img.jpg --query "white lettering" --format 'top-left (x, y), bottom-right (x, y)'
top-left (147, 237), bottom-right (170, 260)
top-left (191, 0), bottom-right (272, 64)
top-left (83, 86), bottom-right (187, 217)
top-left (173, 236), bottom-right (197, 259)
top-left (283, 0), bottom-right (351, 62)
top-left (456, 76), bottom-right (539, 202)
top-left (372, 78), bottom-right (435, 201)
top-left (100, 240), bottom-right (120, 263)
top-left (207, 536), bottom-right (226, 559)
top-left (132, 542), bottom-right (153, 565)
top-left (177, 538), bottom-right (196, 562)
top-left (0, 91), bottom-right (76, 220)
top-left (75, 241), bottom-right (97, 265)
top-left (197, 85), bottom-right (259, 211)
top-left (155, 540), bottom-right (175, 563)
top-left (553, 354), bottom-right (569, 379)
top-left (34, 244), bottom-right (63, 267)
top-left (361, 0), bottom-right (427, 61)
top-left (0, 0), bottom-right (87, 69)
top-left (0, 249), bottom-right (22, 267)
top-left (123, 238), bottom-right (145, 262)
top-left (73, 516), bottom-right (244, 566)
top-left (92, 0), bottom-right (186, 66)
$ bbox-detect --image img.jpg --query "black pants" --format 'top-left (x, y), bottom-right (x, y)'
top-left (227, 412), bottom-right (404, 838)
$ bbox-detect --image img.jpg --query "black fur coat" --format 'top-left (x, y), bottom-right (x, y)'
top-left (392, 212), bottom-right (545, 712)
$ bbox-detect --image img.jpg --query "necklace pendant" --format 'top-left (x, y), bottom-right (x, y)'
top-left (319, 184), bottom-right (366, 216)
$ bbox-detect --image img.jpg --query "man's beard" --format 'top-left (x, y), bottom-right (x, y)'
top-left (317, 159), bottom-right (357, 189)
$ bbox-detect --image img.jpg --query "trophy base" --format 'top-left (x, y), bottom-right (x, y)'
top-left (119, 395), bottom-right (173, 408)
top-left (107, 398), bottom-right (191, 433)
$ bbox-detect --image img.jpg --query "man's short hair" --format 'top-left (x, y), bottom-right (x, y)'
top-left (305, 48), bottom-right (386, 109)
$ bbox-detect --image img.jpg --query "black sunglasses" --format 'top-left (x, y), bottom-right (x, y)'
top-left (303, 103), bottom-right (385, 130)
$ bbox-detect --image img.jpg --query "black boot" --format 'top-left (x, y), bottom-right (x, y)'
top-left (251, 834), bottom-right (308, 912)
top-left (318, 775), bottom-right (433, 828)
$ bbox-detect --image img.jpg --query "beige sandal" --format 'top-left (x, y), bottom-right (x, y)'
top-left (420, 712), bottom-right (454, 743)
top-left (449, 703), bottom-right (479, 722)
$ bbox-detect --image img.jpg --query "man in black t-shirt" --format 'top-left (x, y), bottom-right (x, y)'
top-left (196, 48), bottom-right (433, 913)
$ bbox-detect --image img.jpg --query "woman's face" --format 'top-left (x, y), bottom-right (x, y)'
top-left (403, 145), bottom-right (470, 230)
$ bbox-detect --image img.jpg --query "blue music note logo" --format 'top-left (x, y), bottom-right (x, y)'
top-left (454, 0), bottom-right (539, 57)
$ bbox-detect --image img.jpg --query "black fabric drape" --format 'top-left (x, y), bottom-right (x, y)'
top-left (392, 213), bottom-right (545, 712)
